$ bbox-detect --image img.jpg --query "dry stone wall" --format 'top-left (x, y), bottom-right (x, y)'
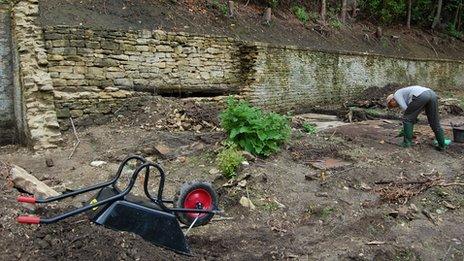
top-left (43, 27), bottom-right (243, 128)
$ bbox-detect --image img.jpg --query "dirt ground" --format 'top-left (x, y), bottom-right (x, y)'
top-left (38, 0), bottom-right (464, 60)
top-left (1, 96), bottom-right (464, 260)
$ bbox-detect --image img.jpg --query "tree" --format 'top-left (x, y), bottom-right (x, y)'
top-left (407, 0), bottom-right (413, 29)
top-left (432, 0), bottom-right (443, 29)
top-left (320, 0), bottom-right (327, 23)
top-left (341, 0), bottom-right (348, 23)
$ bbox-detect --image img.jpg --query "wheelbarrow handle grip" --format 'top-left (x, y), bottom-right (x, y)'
top-left (17, 196), bottom-right (36, 204)
top-left (17, 216), bottom-right (41, 224)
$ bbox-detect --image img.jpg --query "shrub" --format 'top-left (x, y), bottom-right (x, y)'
top-left (211, 0), bottom-right (228, 16)
top-left (292, 5), bottom-right (309, 24)
top-left (216, 144), bottom-right (245, 179)
top-left (220, 97), bottom-right (291, 157)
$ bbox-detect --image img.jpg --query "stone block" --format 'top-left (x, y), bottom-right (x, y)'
top-left (55, 107), bottom-right (70, 118)
top-left (114, 78), bottom-right (133, 87)
top-left (101, 40), bottom-right (120, 50)
top-left (70, 109), bottom-right (84, 118)
top-left (106, 72), bottom-right (126, 79)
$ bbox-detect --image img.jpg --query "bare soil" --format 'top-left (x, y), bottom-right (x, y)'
top-left (2, 96), bottom-right (464, 260)
top-left (37, 0), bottom-right (464, 60)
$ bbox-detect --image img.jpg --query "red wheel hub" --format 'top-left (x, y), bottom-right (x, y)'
top-left (184, 188), bottom-right (213, 219)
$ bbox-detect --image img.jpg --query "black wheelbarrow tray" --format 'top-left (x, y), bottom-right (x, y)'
top-left (16, 155), bottom-right (222, 255)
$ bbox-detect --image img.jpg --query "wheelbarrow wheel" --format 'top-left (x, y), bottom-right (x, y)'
top-left (174, 181), bottom-right (218, 227)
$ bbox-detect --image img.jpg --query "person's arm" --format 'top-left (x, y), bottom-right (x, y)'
top-left (394, 91), bottom-right (408, 111)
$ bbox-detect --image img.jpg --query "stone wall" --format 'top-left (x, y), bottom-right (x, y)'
top-left (0, 5), bottom-right (15, 145)
top-left (11, 0), bottom-right (62, 150)
top-left (43, 26), bottom-right (243, 129)
top-left (8, 0), bottom-right (464, 150)
top-left (243, 44), bottom-right (464, 113)
top-left (42, 25), bottom-right (464, 117)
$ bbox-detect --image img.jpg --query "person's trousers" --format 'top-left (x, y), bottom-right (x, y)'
top-left (403, 90), bottom-right (442, 134)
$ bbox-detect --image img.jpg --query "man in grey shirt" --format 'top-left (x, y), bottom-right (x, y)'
top-left (386, 86), bottom-right (450, 150)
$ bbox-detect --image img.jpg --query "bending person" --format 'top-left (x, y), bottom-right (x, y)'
top-left (386, 85), bottom-right (451, 150)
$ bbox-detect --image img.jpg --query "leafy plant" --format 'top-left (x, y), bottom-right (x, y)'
top-left (211, 0), bottom-right (228, 16)
top-left (216, 143), bottom-right (245, 179)
top-left (302, 122), bottom-right (317, 134)
top-left (220, 97), bottom-right (291, 157)
top-left (292, 5), bottom-right (309, 24)
top-left (447, 23), bottom-right (463, 39)
top-left (329, 18), bottom-right (343, 29)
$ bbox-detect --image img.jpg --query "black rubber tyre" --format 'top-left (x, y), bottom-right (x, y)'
top-left (174, 181), bottom-right (218, 227)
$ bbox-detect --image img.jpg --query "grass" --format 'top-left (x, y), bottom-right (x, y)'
top-left (319, 206), bottom-right (335, 220)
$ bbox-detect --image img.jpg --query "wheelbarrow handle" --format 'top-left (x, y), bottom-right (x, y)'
top-left (17, 196), bottom-right (36, 204)
top-left (17, 216), bottom-right (41, 224)
top-left (26, 155), bottom-right (147, 204)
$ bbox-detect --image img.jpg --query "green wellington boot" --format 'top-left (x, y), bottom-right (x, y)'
top-left (401, 122), bottom-right (414, 148)
top-left (433, 129), bottom-right (451, 150)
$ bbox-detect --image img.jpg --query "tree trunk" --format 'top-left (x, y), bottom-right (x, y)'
top-left (431, 0), bottom-right (443, 29)
top-left (263, 7), bottom-right (272, 25)
top-left (320, 0), bottom-right (327, 23)
top-left (341, 0), bottom-right (348, 23)
top-left (407, 0), bottom-right (412, 29)
top-left (228, 1), bottom-right (235, 18)
top-left (351, 0), bottom-right (358, 18)
top-left (454, 2), bottom-right (462, 28)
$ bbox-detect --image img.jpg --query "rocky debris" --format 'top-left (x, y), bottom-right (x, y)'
top-left (304, 172), bottom-right (319, 181)
top-left (9, 165), bottom-right (59, 198)
top-left (115, 98), bottom-right (222, 134)
top-left (154, 144), bottom-right (174, 158)
top-left (239, 196), bottom-right (256, 210)
top-left (441, 98), bottom-right (464, 115)
top-left (293, 113), bottom-right (339, 122)
top-left (90, 160), bottom-right (107, 167)
top-left (292, 113), bottom-right (348, 131)
top-left (209, 168), bottom-right (220, 175)
top-left (45, 158), bottom-right (54, 167)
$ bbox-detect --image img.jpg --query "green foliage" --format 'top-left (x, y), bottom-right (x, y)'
top-left (292, 5), bottom-right (309, 24)
top-left (361, 0), bottom-right (407, 24)
top-left (211, 0), bottom-right (228, 16)
top-left (302, 122), bottom-right (317, 134)
top-left (447, 23), bottom-right (463, 39)
top-left (216, 143), bottom-right (245, 179)
top-left (329, 18), bottom-right (343, 29)
top-left (220, 97), bottom-right (291, 157)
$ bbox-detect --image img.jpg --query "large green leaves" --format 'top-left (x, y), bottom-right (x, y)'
top-left (220, 97), bottom-right (291, 157)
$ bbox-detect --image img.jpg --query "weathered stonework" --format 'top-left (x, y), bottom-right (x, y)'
top-left (43, 27), bottom-right (243, 129)
top-left (42, 25), bottom-right (464, 117)
top-left (243, 43), bottom-right (464, 113)
top-left (7, 0), bottom-right (464, 150)
top-left (0, 5), bottom-right (15, 145)
top-left (11, 0), bottom-right (62, 150)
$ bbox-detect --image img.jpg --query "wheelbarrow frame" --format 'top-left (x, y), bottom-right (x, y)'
top-left (17, 155), bottom-right (220, 224)
top-left (16, 155), bottom-right (221, 254)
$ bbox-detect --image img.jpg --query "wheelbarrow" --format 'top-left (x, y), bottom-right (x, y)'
top-left (16, 155), bottom-right (221, 255)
